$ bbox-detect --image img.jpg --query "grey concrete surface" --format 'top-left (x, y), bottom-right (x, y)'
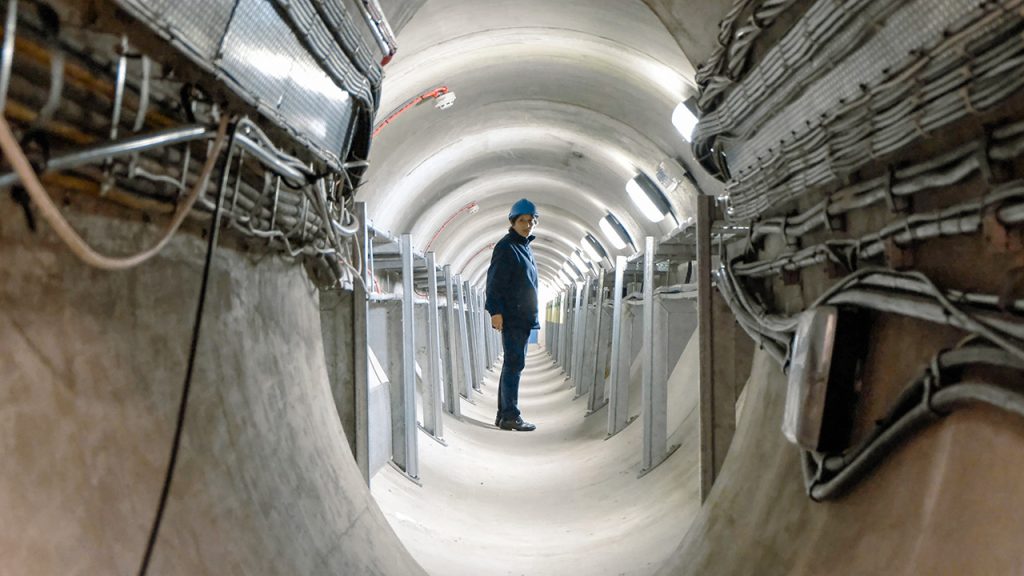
top-left (371, 328), bottom-right (703, 576)
top-left (0, 199), bottom-right (425, 575)
top-left (658, 349), bottom-right (1024, 575)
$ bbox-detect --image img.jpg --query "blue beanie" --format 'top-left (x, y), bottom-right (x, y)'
top-left (508, 198), bottom-right (538, 221)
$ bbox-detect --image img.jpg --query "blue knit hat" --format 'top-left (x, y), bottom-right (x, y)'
top-left (508, 198), bottom-right (538, 221)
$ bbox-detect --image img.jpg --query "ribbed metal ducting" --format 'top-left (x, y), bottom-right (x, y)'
top-left (114, 0), bottom-right (382, 168)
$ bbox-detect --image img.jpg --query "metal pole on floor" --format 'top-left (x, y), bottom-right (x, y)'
top-left (572, 278), bottom-right (591, 397)
top-left (476, 290), bottom-right (491, 372)
top-left (607, 255), bottom-right (631, 436)
top-left (395, 234), bottom-right (419, 479)
top-left (454, 275), bottom-right (474, 400)
top-left (640, 236), bottom-right (667, 475)
top-left (483, 290), bottom-right (495, 368)
top-left (562, 288), bottom-right (572, 374)
top-left (442, 265), bottom-right (461, 418)
top-left (697, 194), bottom-right (716, 500)
top-left (586, 270), bottom-right (607, 414)
top-left (422, 252), bottom-right (444, 440)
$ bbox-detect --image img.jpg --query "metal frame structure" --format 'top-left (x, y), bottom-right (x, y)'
top-left (442, 265), bottom-right (463, 418)
top-left (606, 255), bottom-right (632, 436)
top-left (421, 252), bottom-right (446, 442)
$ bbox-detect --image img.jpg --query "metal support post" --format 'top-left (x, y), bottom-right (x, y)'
top-left (442, 265), bottom-right (461, 417)
top-left (607, 256), bottom-right (631, 436)
top-left (421, 252), bottom-right (445, 440)
top-left (465, 281), bottom-right (483, 390)
top-left (565, 282), bottom-right (573, 377)
top-left (393, 234), bottom-right (419, 479)
top-left (561, 286), bottom-right (569, 373)
top-left (552, 301), bottom-right (559, 357)
top-left (697, 194), bottom-right (716, 500)
top-left (572, 279), bottom-right (590, 396)
top-left (483, 290), bottom-right (495, 368)
top-left (454, 275), bottom-right (474, 400)
top-left (640, 236), bottom-right (668, 475)
top-left (477, 290), bottom-right (492, 371)
top-left (318, 201), bottom-right (370, 483)
top-left (579, 277), bottom-right (601, 399)
top-left (586, 271), bottom-right (608, 414)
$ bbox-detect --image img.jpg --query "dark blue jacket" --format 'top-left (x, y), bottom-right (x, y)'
top-left (485, 229), bottom-right (540, 330)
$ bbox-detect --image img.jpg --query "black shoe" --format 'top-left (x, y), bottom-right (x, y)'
top-left (494, 415), bottom-right (501, 427)
top-left (499, 417), bottom-right (536, 432)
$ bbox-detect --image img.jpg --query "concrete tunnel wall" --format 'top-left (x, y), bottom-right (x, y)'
top-left (0, 199), bottom-right (425, 575)
top-left (658, 348), bottom-right (1024, 576)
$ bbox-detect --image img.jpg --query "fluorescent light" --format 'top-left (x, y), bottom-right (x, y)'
top-left (557, 270), bottom-right (570, 285)
top-left (599, 214), bottom-right (629, 250)
top-left (626, 177), bottom-right (666, 223)
top-left (581, 233), bottom-right (608, 262)
top-left (581, 237), bottom-right (599, 262)
top-left (564, 258), bottom-right (583, 278)
top-left (672, 100), bottom-right (699, 142)
top-left (570, 250), bottom-right (587, 272)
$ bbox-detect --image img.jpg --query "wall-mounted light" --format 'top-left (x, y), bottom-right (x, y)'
top-left (569, 250), bottom-right (587, 273)
top-left (564, 258), bottom-right (583, 279)
top-left (626, 172), bottom-right (674, 223)
top-left (557, 269), bottom-right (571, 286)
top-left (599, 212), bottom-right (634, 251)
top-left (672, 96), bottom-right (699, 142)
top-left (581, 232), bottom-right (609, 263)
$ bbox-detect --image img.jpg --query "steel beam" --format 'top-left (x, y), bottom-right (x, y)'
top-left (465, 280), bottom-right (482, 391)
top-left (391, 234), bottom-right (419, 479)
top-left (587, 271), bottom-right (609, 414)
top-left (560, 287), bottom-right (573, 374)
top-left (422, 252), bottom-right (444, 440)
top-left (477, 290), bottom-right (492, 371)
top-left (697, 195), bottom-right (715, 499)
top-left (442, 265), bottom-right (461, 417)
top-left (454, 275), bottom-right (474, 400)
top-left (483, 290), bottom-right (495, 368)
top-left (572, 279), bottom-right (591, 396)
top-left (641, 236), bottom-right (668, 474)
top-left (607, 256), bottom-right (631, 436)
top-left (580, 277), bottom-right (601, 400)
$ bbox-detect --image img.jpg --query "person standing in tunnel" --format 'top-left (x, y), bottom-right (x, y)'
top-left (485, 198), bottom-right (540, 432)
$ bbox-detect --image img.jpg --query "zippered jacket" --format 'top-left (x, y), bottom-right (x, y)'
top-left (485, 228), bottom-right (540, 330)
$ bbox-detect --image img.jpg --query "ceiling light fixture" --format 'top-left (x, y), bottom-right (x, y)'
top-left (672, 96), bottom-right (700, 142)
top-left (626, 172), bottom-right (673, 223)
top-left (581, 232), bottom-right (609, 263)
top-left (599, 212), bottom-right (633, 251)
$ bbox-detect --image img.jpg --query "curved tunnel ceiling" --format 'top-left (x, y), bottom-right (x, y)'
top-left (360, 0), bottom-right (704, 289)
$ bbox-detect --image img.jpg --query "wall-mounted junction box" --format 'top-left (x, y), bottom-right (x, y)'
top-left (783, 306), bottom-right (867, 452)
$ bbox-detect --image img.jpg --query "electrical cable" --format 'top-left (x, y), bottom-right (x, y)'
top-left (799, 344), bottom-right (1024, 500)
top-left (136, 117), bottom-right (239, 576)
top-left (0, 115), bottom-right (230, 270)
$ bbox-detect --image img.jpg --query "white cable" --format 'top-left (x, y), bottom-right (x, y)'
top-left (0, 115), bottom-right (229, 270)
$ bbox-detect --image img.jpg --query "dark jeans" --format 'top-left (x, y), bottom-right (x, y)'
top-left (497, 327), bottom-right (531, 421)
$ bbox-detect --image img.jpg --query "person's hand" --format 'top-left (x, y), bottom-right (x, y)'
top-left (491, 314), bottom-right (503, 332)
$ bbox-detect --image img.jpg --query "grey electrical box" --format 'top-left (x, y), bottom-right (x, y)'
top-left (783, 306), bottom-right (864, 452)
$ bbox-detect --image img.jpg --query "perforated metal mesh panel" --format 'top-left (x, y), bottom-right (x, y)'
top-left (115, 0), bottom-right (369, 167)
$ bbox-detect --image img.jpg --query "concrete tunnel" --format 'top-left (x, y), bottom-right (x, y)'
top-left (3, 0), bottom-right (1024, 574)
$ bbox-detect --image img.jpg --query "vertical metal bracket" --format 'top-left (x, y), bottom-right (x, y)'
top-left (442, 265), bottom-right (462, 418)
top-left (640, 236), bottom-right (672, 475)
top-left (421, 252), bottom-right (445, 441)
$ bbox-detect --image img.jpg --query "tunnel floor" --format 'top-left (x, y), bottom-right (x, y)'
top-left (371, 345), bottom-right (701, 576)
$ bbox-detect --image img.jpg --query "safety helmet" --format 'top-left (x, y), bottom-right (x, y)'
top-left (508, 198), bottom-right (538, 222)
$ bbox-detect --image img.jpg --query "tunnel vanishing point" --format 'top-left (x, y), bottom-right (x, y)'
top-left (3, 0), bottom-right (1024, 574)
